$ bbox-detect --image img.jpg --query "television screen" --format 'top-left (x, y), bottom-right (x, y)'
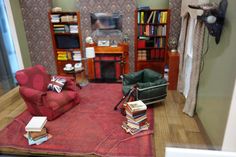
top-left (55, 35), bottom-right (80, 49)
top-left (90, 12), bottom-right (122, 31)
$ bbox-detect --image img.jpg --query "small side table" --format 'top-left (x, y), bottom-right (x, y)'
top-left (64, 67), bottom-right (88, 88)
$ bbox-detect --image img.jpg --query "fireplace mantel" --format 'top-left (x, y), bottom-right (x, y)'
top-left (87, 43), bottom-right (129, 81)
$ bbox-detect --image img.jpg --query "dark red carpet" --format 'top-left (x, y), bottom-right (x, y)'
top-left (0, 83), bottom-right (154, 157)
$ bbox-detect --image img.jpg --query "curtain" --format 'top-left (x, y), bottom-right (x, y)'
top-left (177, 13), bottom-right (205, 117)
top-left (177, 15), bottom-right (189, 93)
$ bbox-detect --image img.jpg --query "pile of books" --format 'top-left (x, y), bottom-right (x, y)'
top-left (137, 50), bottom-right (147, 61)
top-left (69, 25), bottom-right (78, 33)
top-left (53, 24), bottom-right (66, 33)
top-left (24, 116), bottom-right (52, 145)
top-left (72, 51), bottom-right (81, 61)
top-left (122, 100), bottom-right (149, 135)
top-left (61, 15), bottom-right (75, 22)
top-left (51, 14), bottom-right (60, 23)
top-left (57, 51), bottom-right (70, 61)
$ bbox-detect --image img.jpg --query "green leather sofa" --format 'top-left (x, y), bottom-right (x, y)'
top-left (122, 69), bottom-right (168, 105)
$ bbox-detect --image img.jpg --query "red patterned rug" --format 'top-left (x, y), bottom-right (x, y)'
top-left (0, 83), bottom-right (154, 157)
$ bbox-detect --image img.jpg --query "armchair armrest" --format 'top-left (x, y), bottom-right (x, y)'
top-left (19, 86), bottom-right (46, 106)
top-left (54, 75), bottom-right (79, 91)
top-left (122, 70), bottom-right (143, 85)
top-left (137, 82), bottom-right (168, 91)
top-left (137, 79), bottom-right (168, 90)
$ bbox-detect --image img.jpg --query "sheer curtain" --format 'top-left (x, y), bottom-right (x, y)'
top-left (177, 0), bottom-right (205, 116)
top-left (0, 0), bottom-right (20, 96)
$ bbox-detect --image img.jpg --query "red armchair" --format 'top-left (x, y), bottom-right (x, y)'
top-left (15, 65), bottom-right (80, 120)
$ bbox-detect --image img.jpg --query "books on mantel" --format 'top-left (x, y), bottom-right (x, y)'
top-left (121, 100), bottom-right (149, 135)
top-left (24, 116), bottom-right (52, 145)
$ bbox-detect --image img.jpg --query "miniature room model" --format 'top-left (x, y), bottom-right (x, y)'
top-left (0, 0), bottom-right (236, 157)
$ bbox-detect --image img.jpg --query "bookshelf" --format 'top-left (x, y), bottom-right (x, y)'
top-left (135, 9), bottom-right (170, 74)
top-left (48, 12), bottom-right (83, 75)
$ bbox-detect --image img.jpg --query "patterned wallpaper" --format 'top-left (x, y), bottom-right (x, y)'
top-left (20, 0), bottom-right (56, 74)
top-left (77, 0), bottom-right (137, 72)
top-left (169, 0), bottom-right (182, 50)
top-left (19, 0), bottom-right (181, 73)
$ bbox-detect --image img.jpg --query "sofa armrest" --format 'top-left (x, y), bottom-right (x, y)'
top-left (122, 70), bottom-right (143, 85)
top-left (137, 82), bottom-right (168, 91)
top-left (137, 79), bottom-right (168, 91)
top-left (55, 75), bottom-right (79, 91)
top-left (19, 87), bottom-right (46, 106)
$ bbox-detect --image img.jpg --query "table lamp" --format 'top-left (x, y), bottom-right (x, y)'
top-left (85, 47), bottom-right (95, 59)
top-left (78, 47), bottom-right (95, 86)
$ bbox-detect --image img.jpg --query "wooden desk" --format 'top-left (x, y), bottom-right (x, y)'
top-left (168, 52), bottom-right (179, 90)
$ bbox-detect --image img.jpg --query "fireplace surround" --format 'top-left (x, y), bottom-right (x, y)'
top-left (87, 43), bottom-right (129, 82)
top-left (94, 54), bottom-right (122, 82)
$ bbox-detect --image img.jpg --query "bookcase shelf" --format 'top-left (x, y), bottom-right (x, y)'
top-left (135, 9), bottom-right (170, 74)
top-left (138, 47), bottom-right (165, 50)
top-left (48, 11), bottom-right (83, 76)
top-left (52, 22), bottom-right (78, 24)
top-left (137, 23), bottom-right (167, 26)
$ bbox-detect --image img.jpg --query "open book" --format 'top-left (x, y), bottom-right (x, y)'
top-left (126, 100), bottom-right (147, 112)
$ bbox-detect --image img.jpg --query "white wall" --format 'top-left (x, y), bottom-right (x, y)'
top-left (222, 79), bottom-right (236, 151)
top-left (165, 147), bottom-right (236, 157)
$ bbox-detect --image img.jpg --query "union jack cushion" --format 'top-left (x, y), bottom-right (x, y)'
top-left (47, 76), bottom-right (66, 93)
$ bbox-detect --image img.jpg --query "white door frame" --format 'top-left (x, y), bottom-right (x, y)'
top-left (3, 0), bottom-right (24, 69)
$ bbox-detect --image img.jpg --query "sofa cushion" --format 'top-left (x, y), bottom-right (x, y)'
top-left (44, 90), bottom-right (77, 111)
top-left (48, 76), bottom-right (66, 93)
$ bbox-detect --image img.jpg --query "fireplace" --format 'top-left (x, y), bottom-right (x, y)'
top-left (94, 54), bottom-right (122, 82)
top-left (87, 44), bottom-right (129, 82)
top-left (101, 62), bottom-right (115, 81)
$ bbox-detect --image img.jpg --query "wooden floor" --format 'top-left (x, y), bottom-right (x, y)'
top-left (0, 84), bottom-right (5, 97)
top-left (0, 87), bottom-right (211, 157)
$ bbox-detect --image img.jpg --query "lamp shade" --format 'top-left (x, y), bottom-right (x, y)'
top-left (85, 47), bottom-right (95, 58)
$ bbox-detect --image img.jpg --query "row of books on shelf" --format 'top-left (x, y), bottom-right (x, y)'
top-left (57, 50), bottom-right (81, 61)
top-left (138, 10), bottom-right (168, 24)
top-left (137, 49), bottom-right (165, 61)
top-left (122, 100), bottom-right (149, 135)
top-left (53, 24), bottom-right (78, 33)
top-left (51, 14), bottom-right (77, 23)
top-left (25, 116), bottom-right (52, 145)
top-left (137, 25), bottom-right (166, 36)
top-left (137, 38), bottom-right (166, 49)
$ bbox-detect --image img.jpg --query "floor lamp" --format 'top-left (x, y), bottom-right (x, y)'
top-left (80, 47), bottom-right (95, 86)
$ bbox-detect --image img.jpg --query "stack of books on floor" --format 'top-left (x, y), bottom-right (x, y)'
top-left (122, 100), bottom-right (149, 135)
top-left (24, 116), bottom-right (52, 145)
